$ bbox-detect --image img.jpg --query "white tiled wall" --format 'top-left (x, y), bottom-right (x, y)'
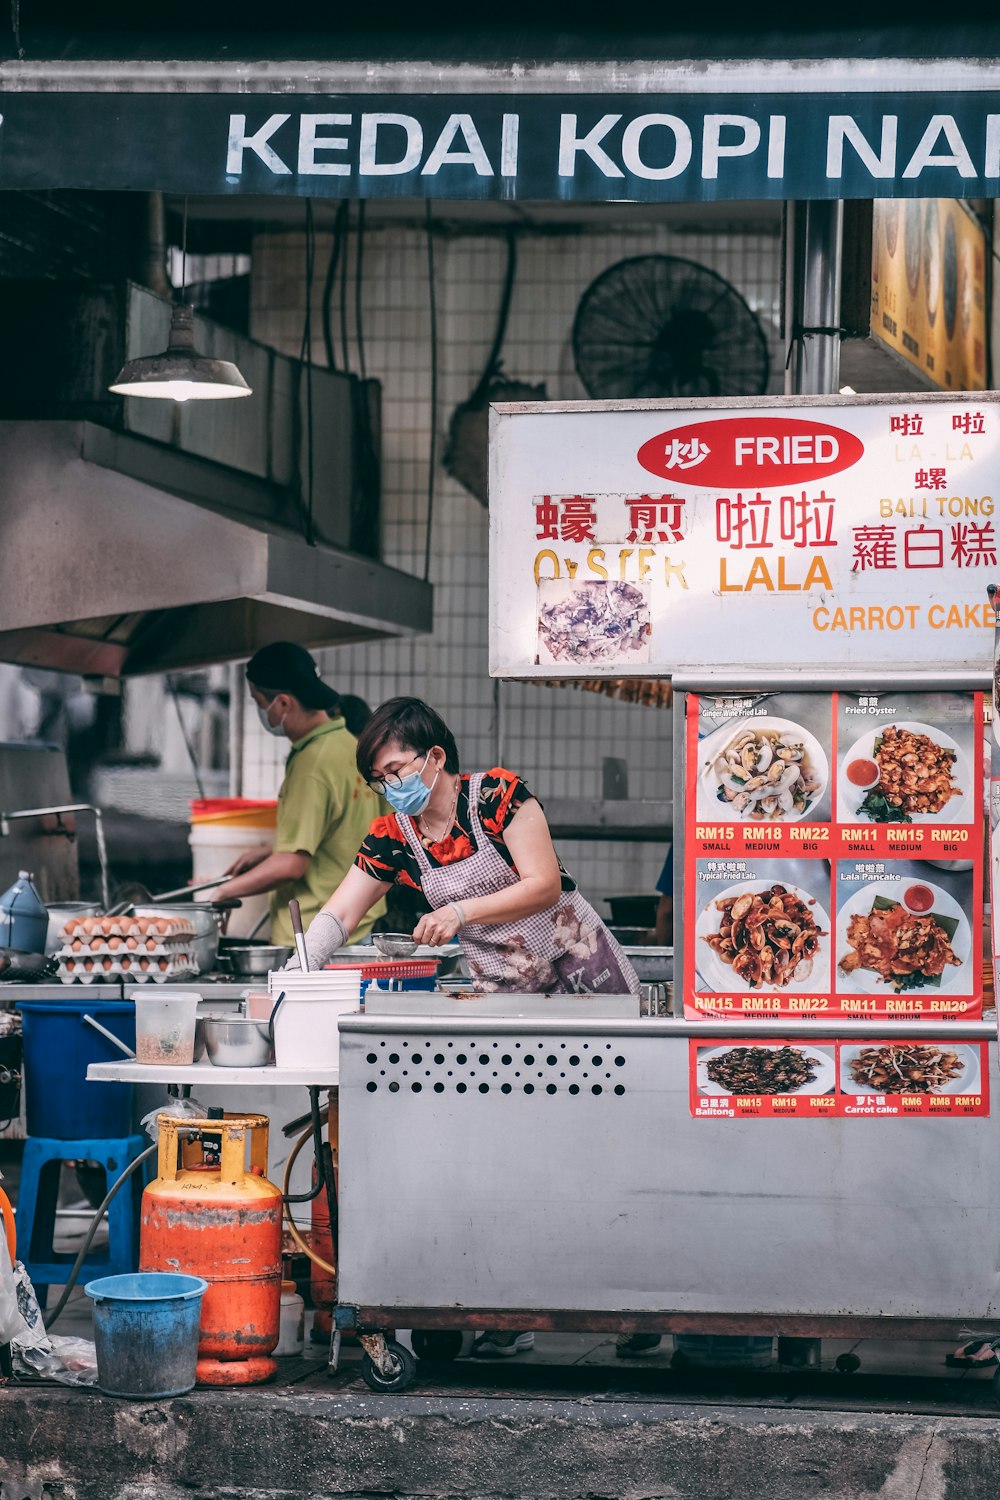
top-left (247, 217), bottom-right (783, 911)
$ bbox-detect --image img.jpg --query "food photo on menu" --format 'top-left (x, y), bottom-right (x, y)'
top-left (535, 578), bottom-right (651, 666)
top-left (695, 1041), bottom-right (837, 1097)
top-left (835, 858), bottom-right (974, 997)
top-left (694, 692), bottom-right (832, 824)
top-left (693, 858), bottom-right (832, 994)
top-left (836, 691), bottom-right (976, 825)
top-left (839, 1041), bottom-right (981, 1097)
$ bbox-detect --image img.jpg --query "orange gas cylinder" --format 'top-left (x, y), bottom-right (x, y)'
top-left (140, 1112), bottom-right (282, 1386)
top-left (310, 1160), bottom-right (335, 1339)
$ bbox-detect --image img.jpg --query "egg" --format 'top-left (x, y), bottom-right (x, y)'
top-left (157, 957), bottom-right (169, 971)
top-left (125, 936), bottom-right (138, 950)
top-left (101, 957), bottom-right (114, 971)
top-left (101, 917), bottom-right (115, 936)
top-left (139, 957), bottom-right (151, 970)
top-left (83, 957), bottom-right (95, 970)
top-left (71, 939), bottom-right (83, 952)
top-left (136, 917), bottom-right (152, 936)
top-left (108, 937), bottom-right (122, 951)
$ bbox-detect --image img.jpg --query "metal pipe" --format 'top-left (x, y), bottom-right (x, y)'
top-left (0, 804), bottom-right (110, 910)
top-left (141, 192), bottom-right (171, 297)
top-left (786, 200), bottom-right (844, 396)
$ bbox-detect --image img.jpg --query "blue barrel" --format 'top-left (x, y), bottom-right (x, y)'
top-left (16, 998), bottom-right (135, 1138)
top-left (86, 1272), bottom-right (208, 1398)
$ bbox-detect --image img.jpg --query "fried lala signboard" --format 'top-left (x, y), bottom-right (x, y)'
top-left (489, 394), bottom-right (1000, 677)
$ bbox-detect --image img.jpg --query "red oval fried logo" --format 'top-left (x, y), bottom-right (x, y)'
top-left (637, 416), bottom-right (865, 487)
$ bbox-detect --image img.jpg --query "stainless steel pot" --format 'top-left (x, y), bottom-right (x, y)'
top-left (219, 944), bottom-right (292, 977)
top-left (133, 904), bottom-right (222, 974)
top-left (202, 1015), bottom-right (273, 1067)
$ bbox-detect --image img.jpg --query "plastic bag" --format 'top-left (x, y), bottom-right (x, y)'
top-left (141, 1093), bottom-right (205, 1143)
top-left (15, 1335), bottom-right (98, 1386)
top-left (0, 1226), bottom-right (20, 1344)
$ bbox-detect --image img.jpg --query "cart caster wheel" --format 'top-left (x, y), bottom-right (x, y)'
top-left (361, 1338), bottom-right (417, 1394)
top-left (411, 1330), bottom-right (463, 1364)
top-left (835, 1353), bottom-right (861, 1374)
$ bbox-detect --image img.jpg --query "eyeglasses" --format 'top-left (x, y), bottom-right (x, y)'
top-left (368, 750), bottom-right (428, 795)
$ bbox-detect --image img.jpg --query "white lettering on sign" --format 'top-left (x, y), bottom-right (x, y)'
top-left (620, 115), bottom-right (692, 180)
top-left (501, 114), bottom-right (520, 177)
top-left (702, 115), bottom-right (761, 180)
top-left (422, 114), bottom-right (494, 177)
top-left (226, 113), bottom-right (292, 175)
top-left (902, 115), bottom-right (977, 179)
top-left (827, 115), bottom-right (898, 179)
top-left (734, 435), bottom-right (840, 466)
top-left (767, 116), bottom-right (786, 178)
top-left (359, 114), bottom-right (423, 176)
top-left (558, 114), bottom-right (625, 179)
top-left (297, 115), bottom-right (352, 176)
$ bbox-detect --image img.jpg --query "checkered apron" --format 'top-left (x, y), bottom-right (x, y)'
top-left (398, 773), bottom-right (640, 995)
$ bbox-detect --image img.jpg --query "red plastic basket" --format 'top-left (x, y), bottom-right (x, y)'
top-left (323, 958), bottom-right (439, 981)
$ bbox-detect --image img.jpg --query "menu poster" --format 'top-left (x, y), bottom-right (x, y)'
top-left (684, 690), bottom-right (983, 1020)
top-left (991, 587), bottom-right (1000, 1023)
top-left (689, 1037), bottom-right (989, 1119)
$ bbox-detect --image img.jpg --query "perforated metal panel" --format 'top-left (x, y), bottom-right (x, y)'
top-left (360, 1034), bottom-right (630, 1100)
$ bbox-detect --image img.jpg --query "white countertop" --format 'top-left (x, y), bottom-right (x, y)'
top-left (87, 1061), bottom-right (338, 1087)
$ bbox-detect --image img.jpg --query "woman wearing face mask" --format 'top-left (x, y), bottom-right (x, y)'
top-left (293, 696), bottom-right (639, 998)
top-left (295, 697), bottom-right (637, 1361)
top-left (212, 642), bottom-right (385, 948)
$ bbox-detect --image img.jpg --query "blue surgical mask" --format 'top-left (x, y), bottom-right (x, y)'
top-left (384, 753), bottom-right (439, 815)
top-left (257, 701), bottom-right (287, 738)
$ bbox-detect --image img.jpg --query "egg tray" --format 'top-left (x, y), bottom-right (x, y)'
top-left (58, 954), bottom-right (196, 984)
top-left (58, 936), bottom-right (195, 958)
top-left (62, 916), bottom-right (195, 942)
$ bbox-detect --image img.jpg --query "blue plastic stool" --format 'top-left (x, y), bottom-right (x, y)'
top-left (15, 1135), bottom-right (148, 1307)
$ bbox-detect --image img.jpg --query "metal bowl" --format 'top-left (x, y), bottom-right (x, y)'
top-left (219, 944), bottom-right (292, 977)
top-left (202, 1015), bottom-right (273, 1068)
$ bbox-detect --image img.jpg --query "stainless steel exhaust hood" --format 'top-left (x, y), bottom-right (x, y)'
top-left (0, 421), bottom-right (432, 677)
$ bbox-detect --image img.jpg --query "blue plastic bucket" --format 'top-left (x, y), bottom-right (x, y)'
top-left (85, 1272), bottom-right (208, 1398)
top-left (16, 999), bottom-right (135, 1139)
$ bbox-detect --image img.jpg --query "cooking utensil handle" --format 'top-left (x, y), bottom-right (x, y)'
top-left (150, 876), bottom-right (237, 902)
top-left (82, 1013), bottom-right (136, 1060)
top-left (288, 900), bottom-right (309, 973)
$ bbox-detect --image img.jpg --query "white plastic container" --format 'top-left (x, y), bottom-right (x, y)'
top-left (189, 823), bottom-right (274, 939)
top-left (267, 969), bottom-right (361, 1069)
top-left (275, 1280), bottom-right (305, 1355)
top-left (134, 990), bottom-right (201, 1065)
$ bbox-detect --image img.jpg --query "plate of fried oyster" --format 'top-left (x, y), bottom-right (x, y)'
top-left (696, 881), bottom-right (831, 993)
top-left (838, 720), bottom-right (969, 824)
top-left (836, 878), bottom-right (969, 995)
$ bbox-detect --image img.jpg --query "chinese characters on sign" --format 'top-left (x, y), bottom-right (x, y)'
top-left (490, 397), bottom-right (1000, 677)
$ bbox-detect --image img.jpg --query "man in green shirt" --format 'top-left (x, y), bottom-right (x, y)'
top-left (214, 642), bottom-right (384, 946)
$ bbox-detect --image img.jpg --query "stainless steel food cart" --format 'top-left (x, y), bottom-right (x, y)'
top-left (334, 996), bottom-right (1000, 1393)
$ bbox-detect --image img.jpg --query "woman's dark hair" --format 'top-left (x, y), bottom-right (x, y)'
top-left (355, 698), bottom-right (460, 782)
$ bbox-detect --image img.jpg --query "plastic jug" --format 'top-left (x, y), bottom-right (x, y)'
top-left (0, 871), bottom-right (49, 954)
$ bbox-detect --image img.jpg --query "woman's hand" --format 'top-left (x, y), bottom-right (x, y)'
top-left (412, 905), bottom-right (463, 947)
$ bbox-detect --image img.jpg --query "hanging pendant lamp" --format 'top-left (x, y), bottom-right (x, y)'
top-left (109, 303), bottom-right (252, 401)
top-left (109, 197), bottom-right (251, 402)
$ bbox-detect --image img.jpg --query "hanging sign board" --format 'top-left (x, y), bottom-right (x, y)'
top-left (682, 689), bottom-right (984, 1021)
top-left (8, 85), bottom-right (1000, 202)
top-left (871, 200), bottom-right (987, 391)
top-left (489, 394), bottom-right (1000, 679)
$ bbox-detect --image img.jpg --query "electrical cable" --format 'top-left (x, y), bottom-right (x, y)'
top-left (424, 202), bottom-right (438, 585)
top-left (281, 1124), bottom-right (335, 1274)
top-left (42, 1144), bottom-right (157, 1330)
top-left (354, 200), bottom-right (367, 381)
top-left (322, 201), bottom-right (348, 371)
top-left (303, 199), bottom-right (316, 545)
top-left (167, 676), bottom-right (206, 799)
top-left (339, 203), bottom-right (352, 373)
